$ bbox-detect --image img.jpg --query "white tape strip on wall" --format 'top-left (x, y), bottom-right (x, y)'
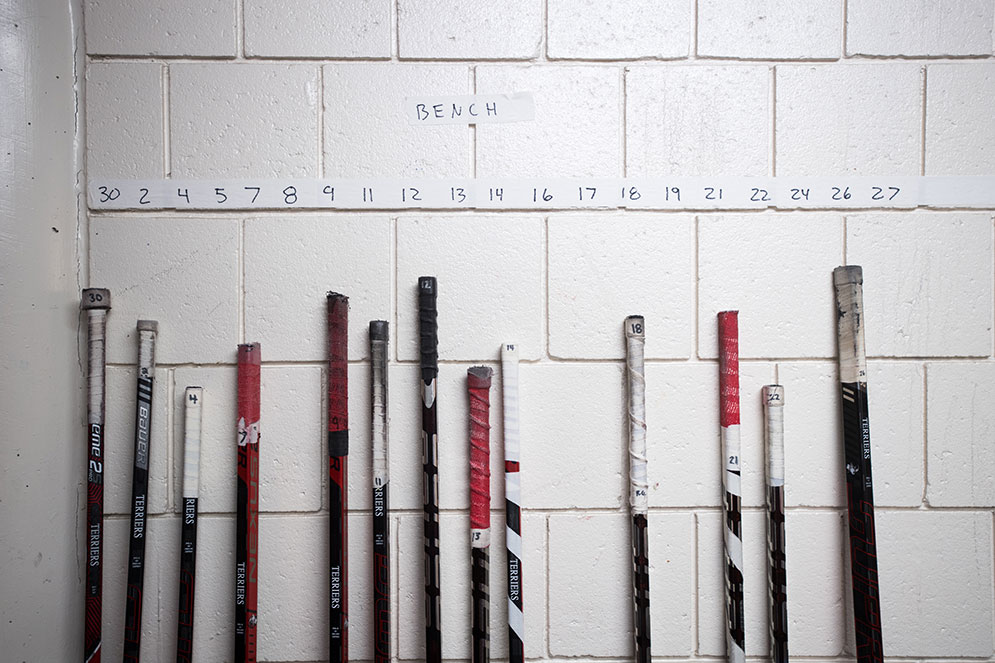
top-left (89, 176), bottom-right (995, 211)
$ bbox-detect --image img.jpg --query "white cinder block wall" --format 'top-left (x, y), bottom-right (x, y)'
top-left (79, 1), bottom-right (995, 661)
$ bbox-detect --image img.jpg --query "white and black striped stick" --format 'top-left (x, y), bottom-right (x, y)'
top-left (468, 366), bottom-right (493, 663)
top-left (418, 276), bottom-right (442, 663)
top-left (176, 386), bottom-right (203, 663)
top-left (718, 311), bottom-right (745, 663)
top-left (123, 320), bottom-right (159, 663)
top-left (763, 385), bottom-right (787, 663)
top-left (370, 321), bottom-right (390, 663)
top-left (81, 287), bottom-right (110, 663)
top-left (833, 265), bottom-right (884, 662)
top-left (624, 316), bottom-right (651, 662)
top-left (501, 343), bottom-right (524, 663)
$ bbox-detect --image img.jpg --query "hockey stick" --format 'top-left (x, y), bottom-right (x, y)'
top-left (327, 293), bottom-right (350, 663)
top-left (625, 316), bottom-right (651, 663)
top-left (763, 385), bottom-right (787, 663)
top-left (176, 386), bottom-right (203, 663)
top-left (235, 343), bottom-right (261, 663)
top-left (419, 276), bottom-right (442, 663)
top-left (370, 321), bottom-right (391, 663)
top-left (501, 343), bottom-right (524, 663)
top-left (82, 287), bottom-right (110, 663)
top-left (718, 311), bottom-right (745, 663)
top-left (468, 366), bottom-right (493, 663)
top-left (833, 265), bottom-right (884, 663)
top-left (123, 320), bottom-right (159, 662)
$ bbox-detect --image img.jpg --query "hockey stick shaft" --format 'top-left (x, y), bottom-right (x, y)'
top-left (419, 276), bottom-right (442, 663)
top-left (501, 343), bottom-right (524, 663)
top-left (235, 343), bottom-right (261, 663)
top-left (82, 288), bottom-right (110, 663)
top-left (327, 293), bottom-right (350, 663)
top-left (370, 321), bottom-right (390, 663)
top-left (718, 311), bottom-right (745, 663)
top-left (625, 316), bottom-right (651, 663)
top-left (124, 320), bottom-right (159, 663)
top-left (833, 266), bottom-right (884, 663)
top-left (763, 385), bottom-right (787, 663)
top-left (177, 386), bottom-right (203, 663)
top-left (468, 366), bottom-right (493, 663)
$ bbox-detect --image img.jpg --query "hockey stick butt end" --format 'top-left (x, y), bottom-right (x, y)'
top-left (81, 288), bottom-right (111, 310)
top-left (833, 265), bottom-right (863, 286)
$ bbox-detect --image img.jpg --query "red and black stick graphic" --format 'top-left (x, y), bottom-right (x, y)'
top-left (468, 366), bottom-right (493, 663)
top-left (833, 266), bottom-right (884, 663)
top-left (176, 386), bottom-right (202, 663)
top-left (763, 385), bottom-right (787, 663)
top-left (235, 343), bottom-right (260, 663)
top-left (419, 276), bottom-right (442, 663)
top-left (124, 320), bottom-right (159, 662)
top-left (327, 292), bottom-right (349, 663)
top-left (370, 320), bottom-right (390, 663)
top-left (82, 287), bottom-right (110, 663)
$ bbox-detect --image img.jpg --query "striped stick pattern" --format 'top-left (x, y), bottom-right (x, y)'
top-left (718, 311), bottom-right (745, 663)
top-left (235, 343), bottom-right (261, 663)
top-left (763, 385), bottom-right (788, 663)
top-left (419, 276), bottom-right (442, 663)
top-left (624, 316), bottom-right (651, 663)
top-left (327, 293), bottom-right (350, 663)
top-left (833, 266), bottom-right (884, 663)
top-left (124, 320), bottom-right (159, 663)
top-left (501, 343), bottom-right (524, 663)
top-left (468, 366), bottom-right (493, 663)
top-left (82, 288), bottom-right (110, 663)
top-left (370, 320), bottom-right (391, 663)
top-left (176, 386), bottom-right (203, 663)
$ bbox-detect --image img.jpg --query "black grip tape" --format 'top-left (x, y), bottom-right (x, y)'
top-left (328, 430), bottom-right (349, 457)
top-left (418, 276), bottom-right (438, 382)
top-left (369, 319), bottom-right (389, 341)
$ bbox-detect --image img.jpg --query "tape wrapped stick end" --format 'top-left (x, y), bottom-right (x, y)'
top-left (81, 288), bottom-right (111, 310)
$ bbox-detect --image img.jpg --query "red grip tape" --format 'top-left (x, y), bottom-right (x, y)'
top-left (718, 312), bottom-right (740, 427)
top-left (327, 293), bottom-right (349, 433)
top-left (467, 367), bottom-right (492, 531)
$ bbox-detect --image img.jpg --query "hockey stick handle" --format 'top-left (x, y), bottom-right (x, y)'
top-left (763, 385), bottom-right (785, 487)
top-left (370, 320), bottom-right (389, 487)
top-left (718, 311), bottom-right (741, 429)
top-left (327, 292), bottom-right (349, 440)
top-left (624, 316), bottom-right (648, 514)
top-left (183, 387), bottom-right (203, 499)
top-left (82, 288), bottom-right (111, 426)
top-left (418, 277), bottom-right (439, 382)
top-left (468, 366), bottom-right (493, 547)
top-left (834, 265), bottom-right (866, 384)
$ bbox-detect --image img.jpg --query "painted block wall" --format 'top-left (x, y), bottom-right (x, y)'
top-left (75, 1), bottom-right (995, 662)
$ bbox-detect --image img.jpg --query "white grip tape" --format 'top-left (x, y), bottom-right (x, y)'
top-left (834, 265), bottom-right (867, 384)
top-left (763, 385), bottom-right (785, 487)
top-left (87, 310), bottom-right (107, 424)
top-left (501, 343), bottom-right (520, 466)
top-left (625, 316), bottom-right (648, 513)
top-left (183, 387), bottom-right (203, 499)
top-left (371, 338), bottom-right (389, 486)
